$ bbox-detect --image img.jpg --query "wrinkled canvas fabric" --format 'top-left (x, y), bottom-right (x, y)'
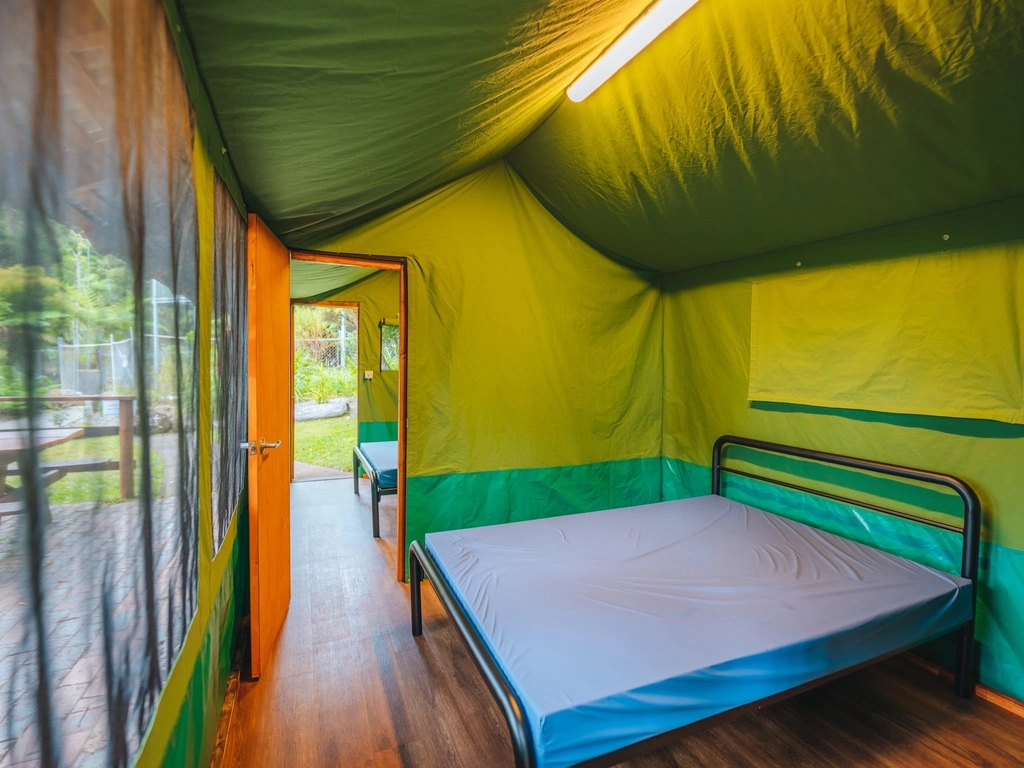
top-left (749, 247), bottom-right (1024, 424)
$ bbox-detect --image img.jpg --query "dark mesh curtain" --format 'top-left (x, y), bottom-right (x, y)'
top-left (212, 174), bottom-right (247, 552)
top-left (0, 0), bottom-right (199, 765)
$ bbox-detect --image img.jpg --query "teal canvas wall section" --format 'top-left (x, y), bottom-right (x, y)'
top-left (407, 457), bottom-right (662, 566)
top-left (155, 500), bottom-right (245, 768)
top-left (358, 421), bottom-right (398, 444)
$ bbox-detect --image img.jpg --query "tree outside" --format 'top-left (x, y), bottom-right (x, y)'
top-left (0, 210), bottom-right (179, 502)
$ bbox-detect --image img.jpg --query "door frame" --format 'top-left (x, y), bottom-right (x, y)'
top-left (289, 299), bottom-right (359, 482)
top-left (290, 250), bottom-right (409, 582)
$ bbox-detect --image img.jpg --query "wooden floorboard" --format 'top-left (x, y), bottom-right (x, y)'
top-left (223, 478), bottom-right (1024, 768)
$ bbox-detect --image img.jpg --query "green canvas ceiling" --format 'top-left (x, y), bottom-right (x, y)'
top-left (290, 260), bottom-right (377, 300)
top-left (178, 0), bottom-right (652, 247)
top-left (179, 0), bottom-right (1024, 271)
top-left (510, 0), bottom-right (1024, 271)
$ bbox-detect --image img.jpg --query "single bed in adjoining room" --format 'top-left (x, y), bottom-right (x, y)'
top-left (352, 440), bottom-right (398, 537)
top-left (409, 436), bottom-right (980, 768)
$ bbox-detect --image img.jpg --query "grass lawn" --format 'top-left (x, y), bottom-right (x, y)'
top-left (8, 435), bottom-right (163, 504)
top-left (294, 416), bottom-right (357, 472)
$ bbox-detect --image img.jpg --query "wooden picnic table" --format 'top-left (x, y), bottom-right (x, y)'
top-left (0, 395), bottom-right (135, 498)
top-left (0, 428), bottom-right (85, 516)
top-left (0, 427), bottom-right (84, 458)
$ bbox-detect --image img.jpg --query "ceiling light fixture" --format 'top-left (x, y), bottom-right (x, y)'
top-left (567, 0), bottom-right (700, 102)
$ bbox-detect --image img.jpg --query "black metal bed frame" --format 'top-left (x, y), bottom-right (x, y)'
top-left (409, 435), bottom-right (982, 768)
top-left (352, 443), bottom-right (398, 538)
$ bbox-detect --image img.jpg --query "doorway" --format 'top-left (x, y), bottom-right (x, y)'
top-left (291, 301), bottom-right (359, 481)
top-left (289, 251), bottom-right (408, 581)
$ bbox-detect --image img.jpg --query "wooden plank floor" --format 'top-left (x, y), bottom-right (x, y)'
top-left (222, 478), bottom-right (1024, 768)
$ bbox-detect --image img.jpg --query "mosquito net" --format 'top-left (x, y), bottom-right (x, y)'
top-left (0, 0), bottom-right (200, 763)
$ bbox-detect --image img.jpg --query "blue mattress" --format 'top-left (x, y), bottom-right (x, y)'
top-left (358, 440), bottom-right (398, 489)
top-left (424, 495), bottom-right (972, 768)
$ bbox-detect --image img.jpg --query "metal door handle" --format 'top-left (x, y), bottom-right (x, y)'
top-left (260, 439), bottom-right (282, 454)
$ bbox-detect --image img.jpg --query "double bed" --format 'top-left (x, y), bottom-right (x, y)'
top-left (352, 440), bottom-right (398, 538)
top-left (409, 436), bottom-right (980, 768)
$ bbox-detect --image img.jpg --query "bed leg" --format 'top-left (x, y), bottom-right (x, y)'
top-left (410, 549), bottom-right (423, 636)
top-left (954, 622), bottom-right (975, 698)
top-left (371, 481), bottom-right (380, 538)
top-left (353, 450), bottom-right (359, 495)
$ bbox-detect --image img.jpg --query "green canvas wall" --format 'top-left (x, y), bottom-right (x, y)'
top-left (661, 195), bottom-right (1024, 702)
top-left (316, 161), bottom-right (664, 547)
top-left (323, 270), bottom-right (401, 444)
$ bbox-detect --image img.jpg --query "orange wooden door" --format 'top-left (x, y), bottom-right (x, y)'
top-left (247, 213), bottom-right (291, 679)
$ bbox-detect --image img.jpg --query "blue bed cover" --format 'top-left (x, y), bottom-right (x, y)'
top-left (358, 440), bottom-right (398, 489)
top-left (425, 495), bottom-right (972, 768)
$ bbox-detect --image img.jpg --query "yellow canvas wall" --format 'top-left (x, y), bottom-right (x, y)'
top-left (325, 270), bottom-right (401, 442)
top-left (316, 161), bottom-right (664, 540)
top-left (662, 194), bottom-right (1024, 701)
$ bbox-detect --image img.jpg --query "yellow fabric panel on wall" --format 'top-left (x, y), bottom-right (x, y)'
top-left (749, 248), bottom-right (1024, 423)
top-left (314, 161), bottom-right (663, 477)
top-left (662, 194), bottom-right (1024, 551)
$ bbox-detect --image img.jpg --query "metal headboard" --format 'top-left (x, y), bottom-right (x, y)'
top-left (711, 434), bottom-right (981, 697)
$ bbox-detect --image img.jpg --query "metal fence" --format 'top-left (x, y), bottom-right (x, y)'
top-left (54, 335), bottom-right (133, 393)
top-left (38, 334), bottom-right (192, 398)
top-left (296, 337), bottom-right (352, 369)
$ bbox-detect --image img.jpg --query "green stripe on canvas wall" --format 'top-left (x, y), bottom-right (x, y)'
top-left (158, 532), bottom-right (240, 768)
top-left (358, 421), bottom-right (398, 444)
top-left (406, 456), bottom-right (662, 560)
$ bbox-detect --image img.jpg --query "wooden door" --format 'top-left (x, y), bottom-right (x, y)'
top-left (247, 213), bottom-right (292, 679)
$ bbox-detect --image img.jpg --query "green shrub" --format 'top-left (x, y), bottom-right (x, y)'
top-left (294, 348), bottom-right (354, 403)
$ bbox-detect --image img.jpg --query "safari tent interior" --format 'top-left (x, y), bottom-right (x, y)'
top-left (2, 0), bottom-right (1024, 766)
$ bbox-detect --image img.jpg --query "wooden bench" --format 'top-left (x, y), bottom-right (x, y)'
top-left (0, 468), bottom-right (67, 524)
top-left (5, 458), bottom-right (120, 476)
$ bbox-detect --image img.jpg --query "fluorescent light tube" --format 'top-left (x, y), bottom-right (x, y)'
top-left (567, 0), bottom-right (699, 102)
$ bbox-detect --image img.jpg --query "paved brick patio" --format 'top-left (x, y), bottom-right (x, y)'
top-left (0, 496), bottom-right (186, 768)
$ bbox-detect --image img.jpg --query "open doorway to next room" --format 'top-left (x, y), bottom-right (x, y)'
top-left (291, 302), bottom-right (358, 480)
